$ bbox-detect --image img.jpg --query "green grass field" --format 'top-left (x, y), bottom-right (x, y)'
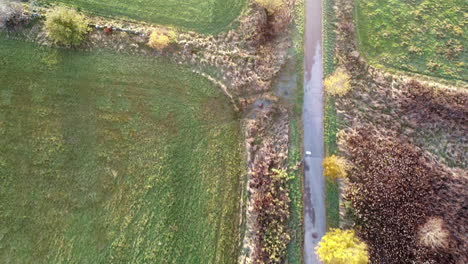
top-left (0, 37), bottom-right (243, 263)
top-left (38, 0), bottom-right (246, 34)
top-left (356, 0), bottom-right (467, 81)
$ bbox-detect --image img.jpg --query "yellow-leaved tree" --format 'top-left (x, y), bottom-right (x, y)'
top-left (254, 0), bottom-right (284, 14)
top-left (324, 68), bottom-right (351, 96)
top-left (45, 7), bottom-right (89, 46)
top-left (316, 229), bottom-right (369, 264)
top-left (323, 155), bottom-right (349, 180)
top-left (148, 29), bottom-right (175, 51)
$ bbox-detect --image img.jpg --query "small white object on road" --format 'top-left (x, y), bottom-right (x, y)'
top-left (305, 151), bottom-right (312, 156)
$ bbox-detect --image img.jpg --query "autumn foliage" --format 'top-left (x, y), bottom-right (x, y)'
top-left (148, 29), bottom-right (175, 51)
top-left (323, 155), bottom-right (349, 180)
top-left (254, 0), bottom-right (284, 14)
top-left (343, 127), bottom-right (467, 263)
top-left (324, 68), bottom-right (351, 96)
top-left (252, 0), bottom-right (292, 40)
top-left (45, 7), bottom-right (89, 46)
top-left (316, 229), bottom-right (369, 264)
top-left (252, 168), bottom-right (292, 263)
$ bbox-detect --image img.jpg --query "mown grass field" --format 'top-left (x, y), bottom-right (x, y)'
top-left (356, 0), bottom-right (467, 81)
top-left (37, 0), bottom-right (246, 34)
top-left (0, 37), bottom-right (243, 263)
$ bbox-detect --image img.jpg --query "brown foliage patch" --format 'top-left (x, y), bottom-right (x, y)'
top-left (343, 127), bottom-right (467, 264)
top-left (400, 80), bottom-right (468, 125)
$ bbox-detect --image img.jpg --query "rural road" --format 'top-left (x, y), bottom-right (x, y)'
top-left (303, 0), bottom-right (326, 263)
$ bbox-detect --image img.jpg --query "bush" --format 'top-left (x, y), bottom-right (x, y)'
top-left (323, 155), bottom-right (349, 180)
top-left (324, 68), bottom-right (351, 96)
top-left (418, 217), bottom-right (449, 251)
top-left (254, 0), bottom-right (284, 14)
top-left (44, 7), bottom-right (89, 46)
top-left (148, 29), bottom-right (175, 51)
top-left (0, 2), bottom-right (27, 30)
top-left (316, 229), bottom-right (369, 264)
top-left (252, 168), bottom-right (292, 263)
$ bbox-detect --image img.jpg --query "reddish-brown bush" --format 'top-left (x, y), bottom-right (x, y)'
top-left (401, 80), bottom-right (468, 125)
top-left (343, 127), bottom-right (467, 263)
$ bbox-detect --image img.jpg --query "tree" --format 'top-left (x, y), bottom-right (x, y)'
top-left (316, 229), bottom-right (369, 264)
top-left (254, 0), bottom-right (284, 14)
top-left (0, 2), bottom-right (27, 30)
top-left (323, 155), bottom-right (349, 180)
top-left (44, 7), bottom-right (89, 46)
top-left (324, 68), bottom-right (351, 96)
top-left (148, 29), bottom-right (175, 51)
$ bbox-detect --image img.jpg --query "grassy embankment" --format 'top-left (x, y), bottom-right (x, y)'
top-left (286, 0), bottom-right (305, 263)
top-left (356, 0), bottom-right (466, 82)
top-left (37, 0), bottom-right (247, 34)
top-left (0, 37), bottom-right (243, 263)
top-left (323, 0), bottom-right (340, 229)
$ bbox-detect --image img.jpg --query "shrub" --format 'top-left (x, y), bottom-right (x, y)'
top-left (254, 0), bottom-right (284, 14)
top-left (316, 228), bottom-right (369, 264)
top-left (324, 68), bottom-right (351, 96)
top-left (253, 168), bottom-right (292, 263)
top-left (44, 7), bottom-right (89, 46)
top-left (323, 155), bottom-right (349, 180)
top-left (148, 29), bottom-right (175, 51)
top-left (418, 217), bottom-right (449, 250)
top-left (0, 2), bottom-right (27, 30)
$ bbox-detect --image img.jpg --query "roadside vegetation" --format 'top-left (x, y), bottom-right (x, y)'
top-left (316, 229), bottom-right (369, 264)
top-left (323, 0), bottom-right (341, 229)
top-left (329, 0), bottom-right (468, 262)
top-left (0, 37), bottom-right (243, 263)
top-left (356, 0), bottom-right (467, 81)
top-left (324, 69), bottom-right (351, 96)
top-left (286, 0), bottom-right (305, 263)
top-left (323, 155), bottom-right (349, 181)
top-left (37, 0), bottom-right (246, 34)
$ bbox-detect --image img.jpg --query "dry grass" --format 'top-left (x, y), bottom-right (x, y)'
top-left (418, 217), bottom-right (450, 251)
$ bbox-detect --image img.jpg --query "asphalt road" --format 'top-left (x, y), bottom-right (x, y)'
top-left (303, 0), bottom-right (326, 263)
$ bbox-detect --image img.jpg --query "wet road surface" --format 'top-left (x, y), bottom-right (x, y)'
top-left (303, 0), bottom-right (326, 263)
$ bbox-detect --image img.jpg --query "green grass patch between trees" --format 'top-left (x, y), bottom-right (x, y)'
top-left (0, 37), bottom-right (243, 263)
